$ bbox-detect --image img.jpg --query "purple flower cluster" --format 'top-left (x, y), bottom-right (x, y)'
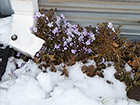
top-left (108, 22), bottom-right (115, 32)
top-left (33, 27), bottom-right (37, 33)
top-left (71, 49), bottom-right (77, 54)
top-left (48, 22), bottom-right (53, 27)
top-left (32, 11), bottom-right (96, 56)
top-left (98, 57), bottom-right (106, 65)
top-left (86, 40), bottom-right (91, 45)
top-left (52, 27), bottom-right (58, 34)
top-left (35, 52), bottom-right (40, 57)
top-left (33, 12), bottom-right (45, 20)
top-left (54, 44), bottom-right (60, 49)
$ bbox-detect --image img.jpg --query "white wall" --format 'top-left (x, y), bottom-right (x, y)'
top-left (11, 0), bottom-right (38, 15)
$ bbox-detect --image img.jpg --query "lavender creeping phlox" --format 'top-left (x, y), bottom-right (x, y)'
top-left (63, 41), bottom-right (67, 47)
top-left (16, 52), bottom-right (21, 57)
top-left (54, 44), bottom-right (60, 49)
top-left (89, 33), bottom-right (95, 41)
top-left (35, 52), bottom-right (40, 58)
top-left (33, 12), bottom-right (43, 20)
top-left (64, 47), bottom-right (68, 50)
top-left (86, 40), bottom-right (91, 45)
top-left (87, 48), bottom-right (92, 53)
top-left (60, 14), bottom-right (65, 19)
top-left (48, 22), bottom-right (53, 27)
top-left (108, 22), bottom-right (115, 32)
top-left (52, 27), bottom-right (59, 34)
top-left (32, 10), bottom-right (99, 67)
top-left (71, 49), bottom-right (77, 54)
top-left (33, 27), bottom-right (37, 33)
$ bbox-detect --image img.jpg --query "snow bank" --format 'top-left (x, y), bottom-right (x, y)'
top-left (0, 57), bottom-right (139, 105)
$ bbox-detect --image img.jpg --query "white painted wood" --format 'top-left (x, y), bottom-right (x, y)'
top-left (10, 0), bottom-right (45, 57)
top-left (11, 0), bottom-right (39, 15)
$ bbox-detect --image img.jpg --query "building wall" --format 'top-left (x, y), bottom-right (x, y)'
top-left (38, 0), bottom-right (140, 38)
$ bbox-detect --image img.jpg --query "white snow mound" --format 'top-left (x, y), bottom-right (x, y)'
top-left (0, 57), bottom-right (139, 105)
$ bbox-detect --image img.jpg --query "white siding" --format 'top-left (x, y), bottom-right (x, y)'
top-left (38, 0), bottom-right (140, 37)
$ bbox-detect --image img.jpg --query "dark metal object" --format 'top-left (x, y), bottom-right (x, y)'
top-left (0, 46), bottom-right (15, 81)
top-left (0, 44), bottom-right (4, 48)
top-left (0, 0), bottom-right (14, 18)
top-left (0, 46), bottom-right (10, 81)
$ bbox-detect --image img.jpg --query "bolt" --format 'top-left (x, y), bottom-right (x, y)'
top-left (11, 34), bottom-right (18, 41)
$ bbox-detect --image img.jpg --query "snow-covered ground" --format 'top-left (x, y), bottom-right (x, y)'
top-left (0, 57), bottom-right (139, 105)
top-left (0, 9), bottom-right (140, 105)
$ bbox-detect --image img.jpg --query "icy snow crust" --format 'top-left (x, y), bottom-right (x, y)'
top-left (0, 57), bottom-right (139, 105)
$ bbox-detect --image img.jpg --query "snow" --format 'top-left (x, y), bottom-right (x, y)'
top-left (125, 63), bottom-right (132, 72)
top-left (0, 57), bottom-right (139, 105)
top-left (37, 72), bottom-right (55, 94)
top-left (0, 16), bottom-right (13, 47)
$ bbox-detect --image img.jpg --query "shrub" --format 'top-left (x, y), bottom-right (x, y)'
top-left (29, 9), bottom-right (140, 91)
top-left (32, 9), bottom-right (96, 67)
